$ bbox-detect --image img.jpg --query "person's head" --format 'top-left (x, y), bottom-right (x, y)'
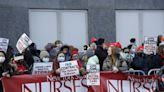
top-left (29, 43), bottom-right (40, 56)
top-left (90, 43), bottom-right (97, 50)
top-left (107, 46), bottom-right (120, 57)
top-left (54, 40), bottom-right (63, 48)
top-left (96, 38), bottom-right (105, 46)
top-left (71, 48), bottom-right (79, 60)
top-left (102, 43), bottom-right (108, 49)
top-left (0, 51), bottom-right (6, 64)
top-left (83, 45), bottom-right (88, 51)
top-left (130, 38), bottom-right (136, 44)
top-left (86, 49), bottom-right (95, 58)
top-left (107, 46), bottom-right (120, 64)
top-left (29, 43), bottom-right (37, 50)
top-left (60, 45), bottom-right (70, 54)
top-left (157, 35), bottom-right (163, 46)
top-left (91, 37), bottom-right (97, 43)
top-left (40, 51), bottom-right (50, 62)
top-left (45, 43), bottom-right (53, 52)
top-left (57, 52), bottom-right (65, 62)
top-left (81, 54), bottom-right (88, 63)
top-left (107, 47), bottom-right (112, 56)
top-left (14, 54), bottom-right (25, 64)
top-left (6, 45), bottom-right (14, 61)
top-left (123, 48), bottom-right (130, 53)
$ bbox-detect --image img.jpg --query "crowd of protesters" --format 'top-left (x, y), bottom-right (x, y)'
top-left (0, 35), bottom-right (164, 91)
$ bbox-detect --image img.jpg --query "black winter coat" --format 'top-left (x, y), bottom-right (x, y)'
top-left (95, 46), bottom-right (108, 71)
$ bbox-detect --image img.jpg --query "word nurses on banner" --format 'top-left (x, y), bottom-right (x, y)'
top-left (32, 62), bottom-right (53, 75)
top-left (2, 72), bottom-right (157, 92)
top-left (0, 38), bottom-right (9, 53)
top-left (86, 64), bottom-right (100, 85)
top-left (16, 33), bottom-right (32, 53)
top-left (60, 60), bottom-right (79, 77)
top-left (144, 37), bottom-right (157, 55)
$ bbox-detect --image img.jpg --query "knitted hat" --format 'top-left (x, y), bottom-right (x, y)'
top-left (115, 42), bottom-right (122, 49)
top-left (71, 48), bottom-right (79, 56)
top-left (40, 51), bottom-right (50, 59)
top-left (96, 38), bottom-right (105, 45)
top-left (91, 37), bottom-right (97, 43)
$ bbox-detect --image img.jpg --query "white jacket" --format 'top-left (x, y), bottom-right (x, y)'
top-left (87, 55), bottom-right (99, 65)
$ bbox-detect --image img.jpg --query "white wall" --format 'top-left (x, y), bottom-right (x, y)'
top-left (29, 10), bottom-right (58, 50)
top-left (116, 11), bottom-right (140, 47)
top-left (116, 10), bottom-right (164, 48)
top-left (60, 11), bottom-right (88, 51)
top-left (29, 10), bottom-right (88, 51)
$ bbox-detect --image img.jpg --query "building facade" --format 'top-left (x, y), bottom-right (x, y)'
top-left (0, 0), bottom-right (164, 50)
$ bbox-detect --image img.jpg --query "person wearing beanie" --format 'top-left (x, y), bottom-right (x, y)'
top-left (89, 43), bottom-right (97, 51)
top-left (96, 38), bottom-right (105, 46)
top-left (40, 51), bottom-right (50, 63)
top-left (71, 48), bottom-right (87, 76)
top-left (95, 38), bottom-right (108, 71)
top-left (91, 37), bottom-right (97, 43)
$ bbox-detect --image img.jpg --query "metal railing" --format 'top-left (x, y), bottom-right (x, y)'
top-left (123, 70), bottom-right (146, 76)
top-left (148, 68), bottom-right (160, 75)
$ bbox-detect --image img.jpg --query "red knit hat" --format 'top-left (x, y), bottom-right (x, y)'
top-left (91, 37), bottom-right (97, 43)
top-left (71, 48), bottom-right (79, 56)
top-left (137, 45), bottom-right (144, 51)
top-left (115, 42), bottom-right (122, 49)
top-left (108, 43), bottom-right (115, 47)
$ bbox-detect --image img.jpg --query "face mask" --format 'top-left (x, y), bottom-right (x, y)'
top-left (72, 55), bottom-right (79, 60)
top-left (0, 57), bottom-right (5, 63)
top-left (42, 58), bottom-right (49, 62)
top-left (57, 57), bottom-right (65, 62)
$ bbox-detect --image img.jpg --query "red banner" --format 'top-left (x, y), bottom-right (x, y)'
top-left (2, 72), bottom-right (157, 92)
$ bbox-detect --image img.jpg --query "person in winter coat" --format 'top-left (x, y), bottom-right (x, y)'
top-left (103, 46), bottom-right (128, 73)
top-left (127, 38), bottom-right (137, 53)
top-left (157, 43), bottom-right (164, 65)
top-left (40, 51), bottom-right (50, 63)
top-left (53, 52), bottom-right (65, 75)
top-left (60, 45), bottom-right (71, 61)
top-left (80, 49), bottom-right (95, 69)
top-left (12, 54), bottom-right (29, 75)
top-left (71, 48), bottom-right (87, 75)
top-left (0, 51), bottom-right (14, 92)
top-left (49, 40), bottom-right (63, 59)
top-left (95, 38), bottom-right (108, 71)
top-left (23, 48), bottom-right (34, 71)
